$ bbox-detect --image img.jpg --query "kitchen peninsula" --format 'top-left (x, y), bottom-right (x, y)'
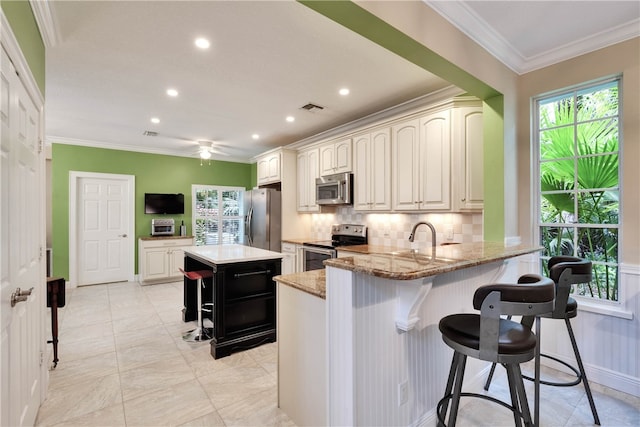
top-left (183, 245), bottom-right (282, 359)
top-left (275, 242), bottom-right (540, 426)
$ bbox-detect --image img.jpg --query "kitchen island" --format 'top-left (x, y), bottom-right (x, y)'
top-left (183, 245), bottom-right (282, 359)
top-left (275, 242), bottom-right (540, 426)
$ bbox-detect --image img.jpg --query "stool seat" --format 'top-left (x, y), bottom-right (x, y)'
top-left (541, 295), bottom-right (577, 319)
top-left (179, 268), bottom-right (213, 281)
top-left (440, 314), bottom-right (537, 356)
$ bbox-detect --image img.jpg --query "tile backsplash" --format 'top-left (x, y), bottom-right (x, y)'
top-left (307, 207), bottom-right (483, 249)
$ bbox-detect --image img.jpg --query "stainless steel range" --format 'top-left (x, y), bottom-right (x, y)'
top-left (302, 224), bottom-right (367, 271)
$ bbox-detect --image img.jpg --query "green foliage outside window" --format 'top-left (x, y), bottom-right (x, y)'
top-left (538, 80), bottom-right (620, 301)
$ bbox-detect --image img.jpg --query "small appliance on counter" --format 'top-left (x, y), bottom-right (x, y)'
top-left (302, 224), bottom-right (367, 271)
top-left (151, 218), bottom-right (175, 236)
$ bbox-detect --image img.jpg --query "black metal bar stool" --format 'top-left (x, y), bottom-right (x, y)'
top-left (484, 256), bottom-right (600, 425)
top-left (179, 268), bottom-right (213, 342)
top-left (437, 274), bottom-right (555, 427)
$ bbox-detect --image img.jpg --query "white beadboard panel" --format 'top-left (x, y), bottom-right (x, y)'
top-left (540, 263), bottom-right (640, 397)
top-left (327, 260), bottom-right (519, 426)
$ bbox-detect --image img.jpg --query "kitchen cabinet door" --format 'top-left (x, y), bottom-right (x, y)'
top-left (319, 138), bottom-right (352, 176)
top-left (353, 129), bottom-right (391, 211)
top-left (452, 105), bottom-right (483, 211)
top-left (257, 151), bottom-right (282, 185)
top-left (297, 148), bottom-right (319, 212)
top-left (392, 118), bottom-right (421, 211)
top-left (419, 109), bottom-right (451, 211)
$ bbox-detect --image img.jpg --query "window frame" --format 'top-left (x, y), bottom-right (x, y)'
top-left (532, 75), bottom-right (627, 314)
top-left (191, 184), bottom-right (245, 246)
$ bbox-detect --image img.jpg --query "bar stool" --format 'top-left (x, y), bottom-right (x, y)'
top-left (437, 274), bottom-right (555, 427)
top-left (484, 256), bottom-right (600, 425)
top-left (179, 268), bottom-right (213, 342)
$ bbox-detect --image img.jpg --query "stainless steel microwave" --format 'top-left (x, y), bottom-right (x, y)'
top-left (316, 172), bottom-right (353, 206)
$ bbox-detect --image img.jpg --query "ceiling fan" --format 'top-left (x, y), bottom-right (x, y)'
top-left (193, 140), bottom-right (230, 159)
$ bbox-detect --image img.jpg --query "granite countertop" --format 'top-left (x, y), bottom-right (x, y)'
top-left (274, 270), bottom-right (326, 299)
top-left (281, 238), bottom-right (311, 245)
top-left (184, 244), bottom-right (283, 265)
top-left (139, 235), bottom-right (194, 240)
top-left (326, 242), bottom-right (542, 280)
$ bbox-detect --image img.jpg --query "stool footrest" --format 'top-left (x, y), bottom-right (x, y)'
top-left (437, 392), bottom-right (529, 427)
top-left (522, 353), bottom-right (582, 387)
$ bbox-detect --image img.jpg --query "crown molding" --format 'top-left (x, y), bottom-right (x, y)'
top-left (425, 1), bottom-right (640, 75)
top-left (46, 136), bottom-right (251, 164)
top-left (287, 85), bottom-right (464, 150)
top-left (522, 18), bottom-right (640, 73)
top-left (29, 0), bottom-right (60, 48)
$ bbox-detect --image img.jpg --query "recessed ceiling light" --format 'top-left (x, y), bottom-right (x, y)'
top-left (195, 38), bottom-right (210, 49)
top-left (150, 117), bottom-right (160, 124)
top-left (286, 116), bottom-right (295, 123)
top-left (252, 134), bottom-right (260, 140)
top-left (166, 88), bottom-right (178, 97)
top-left (339, 88), bottom-right (350, 96)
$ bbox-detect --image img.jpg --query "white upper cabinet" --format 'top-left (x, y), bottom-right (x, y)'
top-left (297, 148), bottom-right (320, 212)
top-left (452, 104), bottom-right (484, 211)
top-left (392, 109), bottom-right (451, 211)
top-left (319, 138), bottom-right (352, 176)
top-left (353, 128), bottom-right (392, 211)
top-left (257, 150), bottom-right (282, 185)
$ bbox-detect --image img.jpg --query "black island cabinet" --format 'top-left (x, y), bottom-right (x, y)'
top-left (182, 245), bottom-right (282, 359)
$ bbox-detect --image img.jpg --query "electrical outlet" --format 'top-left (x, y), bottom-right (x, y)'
top-left (398, 381), bottom-right (408, 406)
top-left (445, 225), bottom-right (454, 240)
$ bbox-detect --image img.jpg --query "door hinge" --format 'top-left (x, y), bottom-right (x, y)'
top-left (38, 139), bottom-right (43, 154)
top-left (40, 351), bottom-right (44, 367)
top-left (39, 246), bottom-right (43, 261)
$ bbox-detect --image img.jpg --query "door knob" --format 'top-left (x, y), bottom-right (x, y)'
top-left (11, 287), bottom-right (34, 307)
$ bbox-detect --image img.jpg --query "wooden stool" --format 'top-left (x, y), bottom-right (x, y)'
top-left (437, 274), bottom-right (555, 427)
top-left (485, 256), bottom-right (600, 425)
top-left (179, 268), bottom-right (213, 342)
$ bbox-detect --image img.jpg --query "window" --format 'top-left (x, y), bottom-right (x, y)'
top-left (192, 185), bottom-right (244, 246)
top-left (535, 78), bottom-right (620, 302)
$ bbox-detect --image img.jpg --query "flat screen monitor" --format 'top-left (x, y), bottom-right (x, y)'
top-left (144, 193), bottom-right (184, 214)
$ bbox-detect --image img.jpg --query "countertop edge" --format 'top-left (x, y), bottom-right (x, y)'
top-left (324, 244), bottom-right (542, 280)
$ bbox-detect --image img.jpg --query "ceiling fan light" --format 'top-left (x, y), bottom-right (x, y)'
top-left (200, 150), bottom-right (212, 159)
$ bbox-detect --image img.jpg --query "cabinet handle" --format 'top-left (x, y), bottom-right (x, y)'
top-left (461, 198), bottom-right (466, 202)
top-left (233, 269), bottom-right (271, 278)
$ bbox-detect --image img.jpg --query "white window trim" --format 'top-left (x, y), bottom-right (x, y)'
top-left (531, 76), bottom-right (627, 315)
top-left (191, 185), bottom-right (245, 246)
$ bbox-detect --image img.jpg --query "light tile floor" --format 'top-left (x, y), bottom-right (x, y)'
top-left (35, 280), bottom-right (639, 426)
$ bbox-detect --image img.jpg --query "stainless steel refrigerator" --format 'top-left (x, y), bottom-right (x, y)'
top-left (243, 188), bottom-right (282, 252)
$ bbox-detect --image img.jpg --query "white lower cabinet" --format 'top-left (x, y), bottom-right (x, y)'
top-left (138, 237), bottom-right (194, 284)
top-left (281, 242), bottom-right (297, 274)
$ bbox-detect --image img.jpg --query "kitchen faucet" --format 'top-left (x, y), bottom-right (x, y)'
top-left (408, 221), bottom-right (437, 248)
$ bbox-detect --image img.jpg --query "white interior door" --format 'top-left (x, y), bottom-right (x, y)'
top-left (0, 43), bottom-right (45, 427)
top-left (72, 173), bottom-right (134, 286)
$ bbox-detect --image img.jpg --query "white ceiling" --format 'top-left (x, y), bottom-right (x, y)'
top-left (41, 1), bottom-right (639, 162)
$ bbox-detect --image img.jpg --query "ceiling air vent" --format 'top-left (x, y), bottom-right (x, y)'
top-left (300, 103), bottom-right (324, 111)
top-left (143, 130), bottom-right (158, 137)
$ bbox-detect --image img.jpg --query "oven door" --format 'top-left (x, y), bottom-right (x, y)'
top-left (302, 246), bottom-right (336, 271)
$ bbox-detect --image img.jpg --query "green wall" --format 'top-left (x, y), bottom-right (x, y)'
top-left (301, 0), bottom-right (506, 241)
top-left (52, 144), bottom-right (253, 279)
top-left (1, 0), bottom-right (46, 93)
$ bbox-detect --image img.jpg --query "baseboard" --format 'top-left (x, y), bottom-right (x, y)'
top-left (543, 351), bottom-right (640, 397)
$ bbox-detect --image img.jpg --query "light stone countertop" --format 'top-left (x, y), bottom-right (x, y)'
top-left (281, 238), bottom-right (311, 245)
top-left (326, 241), bottom-right (542, 280)
top-left (184, 244), bottom-right (282, 265)
top-left (274, 270), bottom-right (326, 299)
